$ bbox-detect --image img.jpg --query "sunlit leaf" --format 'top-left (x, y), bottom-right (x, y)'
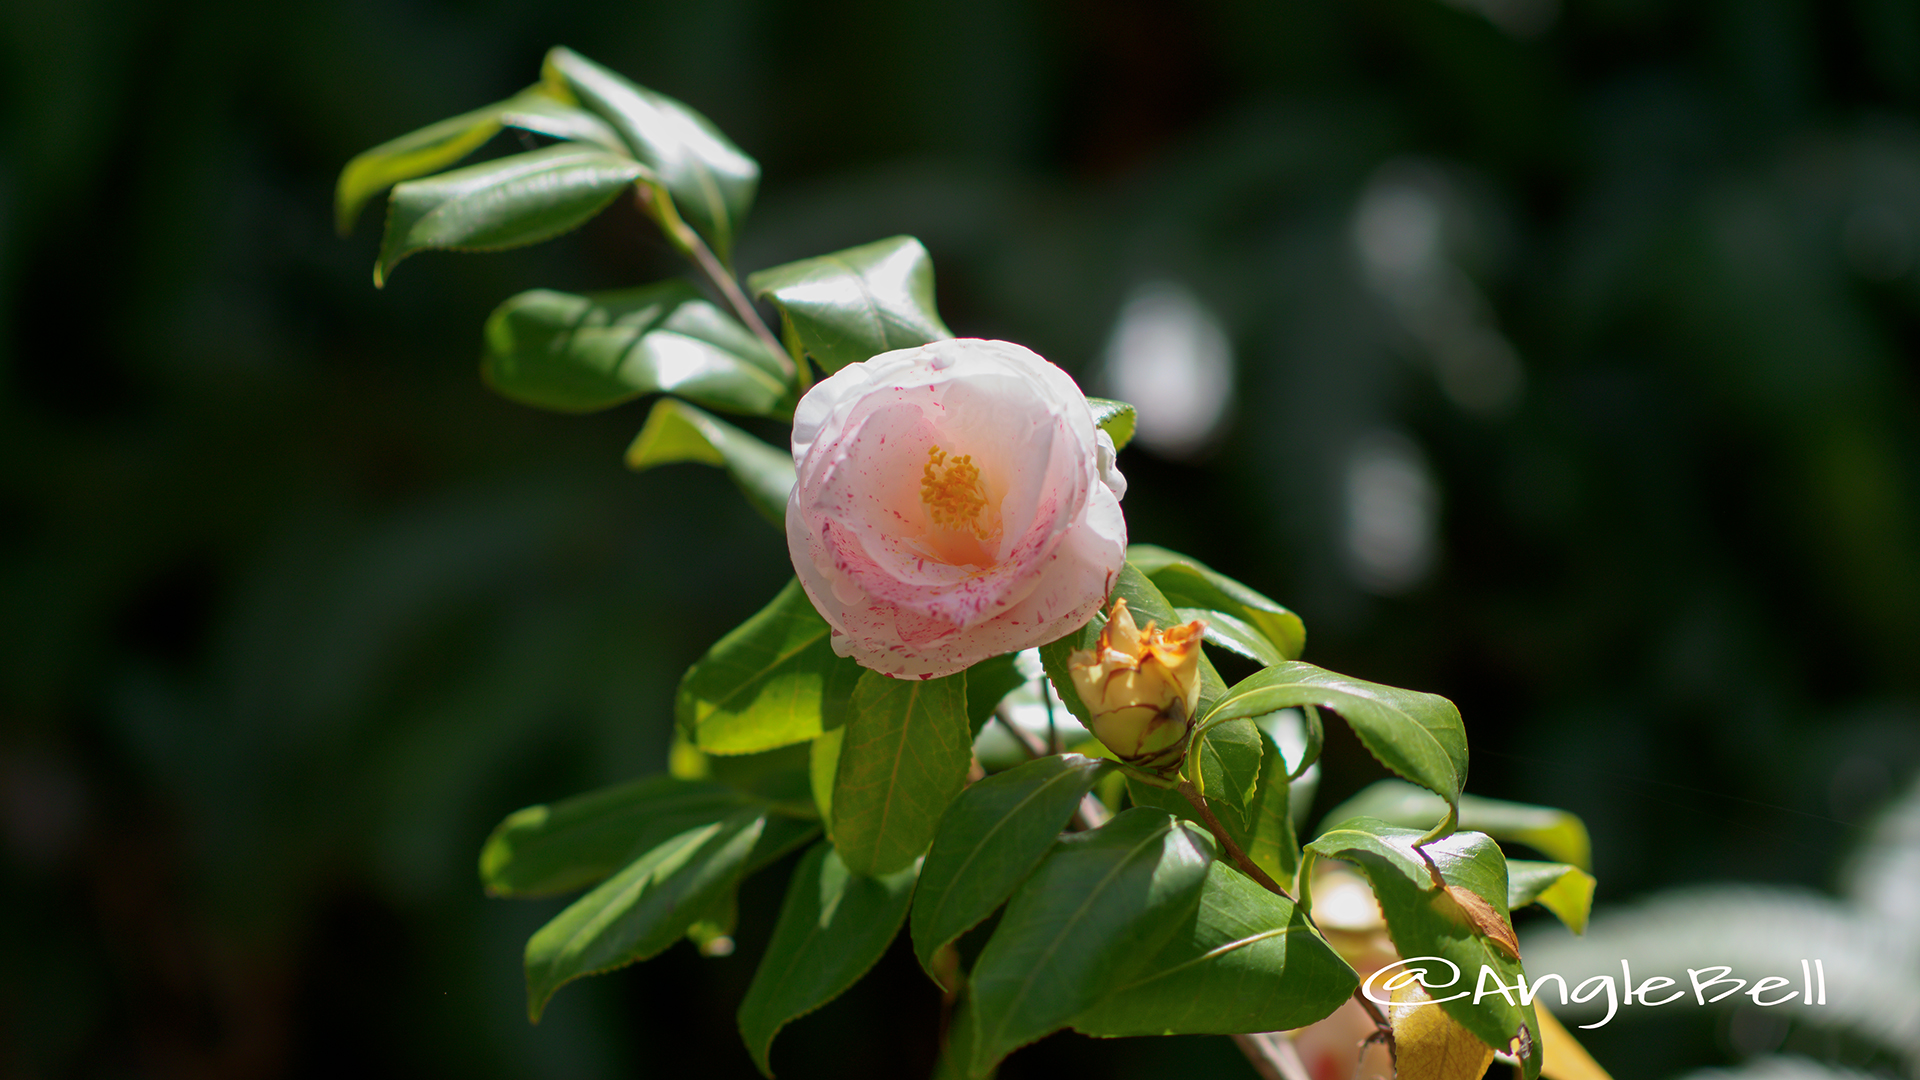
top-left (1194, 716), bottom-right (1263, 823)
top-left (737, 842), bottom-right (919, 1076)
top-left (1390, 978), bottom-right (1497, 1080)
top-left (1306, 820), bottom-right (1542, 1078)
top-left (677, 580), bottom-right (863, 756)
top-left (966, 809), bottom-right (1213, 1075)
top-left (1086, 397), bottom-right (1137, 453)
top-left (1321, 779), bottom-right (1592, 871)
top-left (1507, 859), bottom-right (1596, 935)
top-left (626, 398), bottom-right (795, 525)
top-left (747, 235), bottom-right (953, 374)
top-left (1204, 663), bottom-right (1467, 812)
top-left (910, 754), bottom-right (1111, 978)
top-left (1070, 859), bottom-right (1354, 1036)
top-left (1127, 545), bottom-right (1306, 662)
top-left (335, 84), bottom-right (627, 236)
top-left (374, 144), bottom-right (645, 285)
top-left (524, 808), bottom-right (767, 1021)
top-left (483, 282), bottom-right (788, 416)
top-left (543, 47), bottom-right (758, 260)
top-left (1177, 606), bottom-right (1284, 668)
top-left (831, 670), bottom-right (971, 877)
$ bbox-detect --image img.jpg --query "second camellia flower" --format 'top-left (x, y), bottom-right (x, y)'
top-left (786, 338), bottom-right (1128, 679)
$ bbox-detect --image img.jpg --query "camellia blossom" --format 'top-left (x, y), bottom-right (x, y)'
top-left (786, 338), bottom-right (1128, 679)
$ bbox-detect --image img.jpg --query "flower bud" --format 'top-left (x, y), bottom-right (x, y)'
top-left (1067, 598), bottom-right (1205, 772)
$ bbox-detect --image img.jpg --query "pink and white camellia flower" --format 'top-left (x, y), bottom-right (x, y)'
top-left (786, 338), bottom-right (1128, 679)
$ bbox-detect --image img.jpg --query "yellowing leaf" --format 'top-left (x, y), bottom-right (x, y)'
top-left (1389, 979), bottom-right (1495, 1080)
top-left (1535, 1002), bottom-right (1615, 1080)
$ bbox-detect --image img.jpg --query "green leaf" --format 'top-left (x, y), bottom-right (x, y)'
top-left (1202, 662), bottom-right (1468, 812)
top-left (1306, 821), bottom-right (1542, 1077)
top-left (808, 727), bottom-right (844, 837)
top-left (483, 282), bottom-right (788, 417)
top-left (746, 235), bottom-right (953, 374)
top-left (1126, 725), bottom-right (1297, 887)
top-left (966, 809), bottom-right (1213, 1076)
top-left (1085, 398), bottom-right (1137, 452)
top-left (910, 754), bottom-right (1112, 978)
top-left (626, 398), bottom-right (795, 525)
top-left (1176, 606), bottom-right (1284, 669)
top-left (1070, 859), bottom-right (1355, 1036)
top-left (480, 774), bottom-right (751, 897)
top-left (831, 670), bottom-right (972, 877)
top-left (707, 743), bottom-right (818, 809)
top-left (335, 85), bottom-right (628, 236)
top-left (1127, 545), bottom-right (1306, 662)
top-left (1506, 859), bottom-right (1595, 935)
top-left (964, 653), bottom-right (1026, 737)
top-left (543, 47), bottom-right (758, 260)
top-left (1194, 717), bottom-right (1263, 823)
top-left (525, 808), bottom-right (767, 1021)
top-left (737, 842), bottom-right (920, 1076)
top-left (374, 144), bottom-right (645, 286)
top-left (1318, 779), bottom-right (1592, 871)
top-left (678, 580), bottom-right (863, 756)
top-left (1039, 562), bottom-right (1227, 730)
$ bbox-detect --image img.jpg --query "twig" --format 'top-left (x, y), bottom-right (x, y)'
top-left (634, 185), bottom-right (794, 380)
top-left (1177, 779), bottom-right (1292, 900)
top-left (993, 705), bottom-right (1047, 759)
top-left (1229, 1031), bottom-right (1314, 1080)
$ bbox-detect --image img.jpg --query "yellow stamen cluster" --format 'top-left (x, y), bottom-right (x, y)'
top-left (921, 446), bottom-right (990, 536)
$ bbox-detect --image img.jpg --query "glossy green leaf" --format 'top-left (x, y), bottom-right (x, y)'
top-left (483, 281), bottom-right (787, 417)
top-left (525, 808), bottom-right (766, 1021)
top-left (1506, 859), bottom-right (1596, 935)
top-left (1127, 545), bottom-right (1306, 662)
top-left (1203, 662), bottom-right (1467, 811)
top-left (831, 670), bottom-right (971, 877)
top-left (746, 235), bottom-right (952, 374)
top-left (1070, 859), bottom-right (1355, 1036)
top-left (737, 842), bottom-right (920, 1076)
top-left (542, 47), bottom-right (758, 260)
top-left (1319, 779), bottom-right (1592, 871)
top-left (677, 580), bottom-right (863, 756)
top-left (1039, 562), bottom-right (1227, 731)
top-left (966, 809), bottom-right (1213, 1076)
top-left (1126, 724), bottom-right (1297, 887)
top-left (480, 774), bottom-right (751, 897)
top-left (1194, 717), bottom-right (1263, 823)
top-left (1176, 606), bottom-right (1284, 669)
top-left (910, 754), bottom-right (1112, 978)
top-left (374, 144), bottom-right (645, 285)
top-left (335, 84), bottom-right (628, 236)
top-left (1306, 820), bottom-right (1542, 1077)
top-left (1085, 397), bottom-right (1137, 453)
top-left (626, 398), bottom-right (795, 525)
top-left (808, 727), bottom-right (844, 838)
top-left (964, 653), bottom-right (1026, 737)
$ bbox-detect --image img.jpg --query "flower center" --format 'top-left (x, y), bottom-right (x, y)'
top-left (921, 445), bottom-right (992, 538)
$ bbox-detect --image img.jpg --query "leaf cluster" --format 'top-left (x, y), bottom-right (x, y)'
top-left (341, 48), bottom-right (1602, 1080)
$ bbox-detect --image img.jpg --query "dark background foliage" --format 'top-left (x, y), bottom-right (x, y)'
top-left (4, 0), bottom-right (1917, 1076)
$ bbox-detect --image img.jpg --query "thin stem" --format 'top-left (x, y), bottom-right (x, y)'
top-left (1070, 792), bottom-right (1110, 832)
top-left (635, 185), bottom-right (794, 380)
top-left (1228, 1031), bottom-right (1314, 1080)
top-left (1177, 780), bottom-right (1292, 900)
top-left (993, 705), bottom-right (1047, 759)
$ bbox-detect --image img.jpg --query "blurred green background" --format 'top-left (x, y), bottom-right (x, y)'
top-left (4, 0), bottom-right (1918, 1076)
